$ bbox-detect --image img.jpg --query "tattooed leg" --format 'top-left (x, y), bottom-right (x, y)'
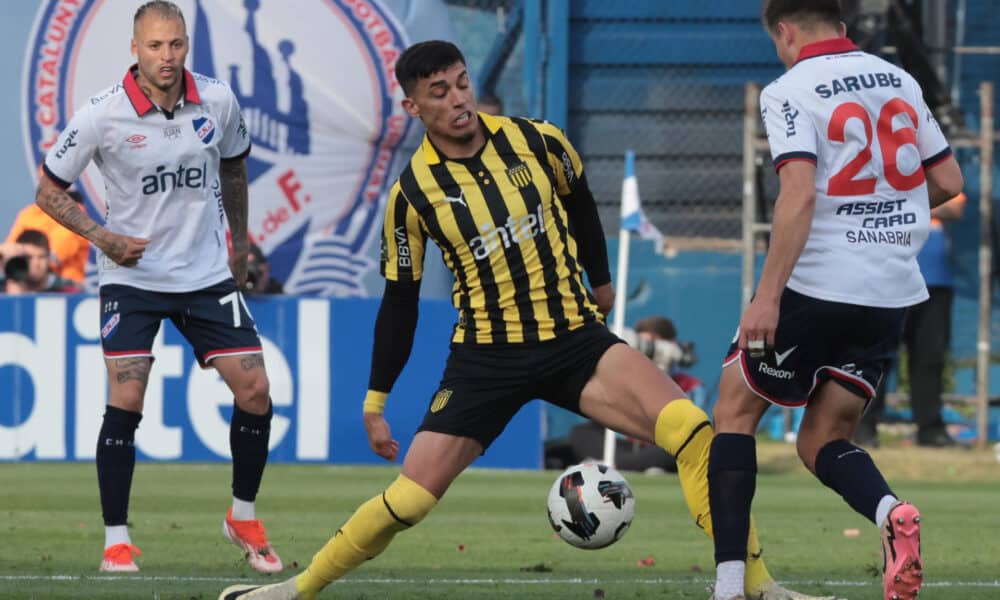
top-left (105, 356), bottom-right (152, 412)
top-left (213, 353), bottom-right (271, 415)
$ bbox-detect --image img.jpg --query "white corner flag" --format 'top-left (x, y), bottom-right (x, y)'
top-left (620, 150), bottom-right (664, 251)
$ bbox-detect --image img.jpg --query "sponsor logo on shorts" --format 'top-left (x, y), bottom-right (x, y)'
top-left (758, 362), bottom-right (794, 380)
top-left (430, 389), bottom-right (452, 413)
top-left (774, 346), bottom-right (797, 366)
top-left (101, 312), bottom-right (120, 339)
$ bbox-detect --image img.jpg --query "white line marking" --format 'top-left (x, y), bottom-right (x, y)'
top-left (1, 575), bottom-right (999, 588)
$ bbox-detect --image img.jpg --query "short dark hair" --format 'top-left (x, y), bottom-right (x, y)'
top-left (15, 229), bottom-right (50, 252)
top-left (762, 0), bottom-right (842, 33)
top-left (67, 190), bottom-right (84, 204)
top-left (634, 315), bottom-right (677, 341)
top-left (395, 40), bottom-right (466, 96)
top-left (134, 1), bottom-right (186, 31)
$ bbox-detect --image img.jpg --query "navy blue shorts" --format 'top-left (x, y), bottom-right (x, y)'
top-left (418, 322), bottom-right (624, 450)
top-left (99, 280), bottom-right (262, 367)
top-left (723, 288), bottom-right (906, 407)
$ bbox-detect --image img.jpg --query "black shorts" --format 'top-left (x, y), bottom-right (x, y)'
top-left (99, 280), bottom-right (262, 367)
top-left (417, 322), bottom-right (624, 450)
top-left (723, 287), bottom-right (906, 408)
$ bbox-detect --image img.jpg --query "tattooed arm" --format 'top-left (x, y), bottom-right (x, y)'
top-left (35, 175), bottom-right (149, 267)
top-left (220, 158), bottom-right (250, 287)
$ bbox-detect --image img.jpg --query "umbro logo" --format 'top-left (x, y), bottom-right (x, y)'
top-left (774, 346), bottom-right (797, 366)
top-left (444, 190), bottom-right (467, 208)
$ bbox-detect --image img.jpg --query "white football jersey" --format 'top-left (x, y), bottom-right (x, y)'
top-left (44, 67), bottom-right (250, 292)
top-left (761, 38), bottom-right (951, 308)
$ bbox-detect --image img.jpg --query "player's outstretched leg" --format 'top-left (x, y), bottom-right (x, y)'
top-left (880, 501), bottom-right (922, 600)
top-left (218, 474), bottom-right (437, 600)
top-left (655, 399), bottom-right (838, 600)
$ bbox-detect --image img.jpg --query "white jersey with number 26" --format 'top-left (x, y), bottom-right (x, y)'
top-left (761, 38), bottom-right (952, 308)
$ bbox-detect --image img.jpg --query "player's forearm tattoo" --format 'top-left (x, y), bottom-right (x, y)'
top-left (220, 160), bottom-right (249, 248)
top-left (36, 185), bottom-right (104, 243)
top-left (114, 357), bottom-right (152, 385)
top-left (240, 354), bottom-right (265, 371)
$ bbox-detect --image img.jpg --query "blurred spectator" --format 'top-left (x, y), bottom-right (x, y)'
top-left (2, 229), bottom-right (82, 294)
top-left (856, 193), bottom-right (966, 448)
top-left (6, 189), bottom-right (90, 283)
top-left (478, 91), bottom-right (503, 116)
top-left (243, 243), bottom-right (284, 294)
top-left (633, 315), bottom-right (704, 408)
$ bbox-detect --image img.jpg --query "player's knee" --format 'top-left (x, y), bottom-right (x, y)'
top-left (382, 474), bottom-right (438, 528)
top-left (795, 432), bottom-right (828, 474)
top-left (108, 390), bottom-right (144, 414)
top-left (233, 371), bottom-right (270, 412)
top-left (654, 398), bottom-right (711, 456)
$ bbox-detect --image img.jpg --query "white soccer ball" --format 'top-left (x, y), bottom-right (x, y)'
top-left (546, 463), bottom-right (635, 549)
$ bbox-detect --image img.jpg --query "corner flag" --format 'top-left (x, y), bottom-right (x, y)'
top-left (620, 150), bottom-right (664, 252)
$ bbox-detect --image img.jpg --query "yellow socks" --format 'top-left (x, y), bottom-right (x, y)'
top-left (654, 400), bottom-right (773, 592)
top-left (295, 474), bottom-right (437, 598)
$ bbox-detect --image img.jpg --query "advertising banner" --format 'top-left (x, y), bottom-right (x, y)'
top-left (0, 295), bottom-right (542, 468)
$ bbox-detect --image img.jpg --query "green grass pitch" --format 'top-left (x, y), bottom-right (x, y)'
top-left (1, 444), bottom-right (998, 599)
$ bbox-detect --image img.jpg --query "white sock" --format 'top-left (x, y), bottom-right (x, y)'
top-left (875, 494), bottom-right (898, 529)
top-left (715, 560), bottom-right (746, 599)
top-left (231, 497), bottom-right (256, 521)
top-left (104, 525), bottom-right (131, 549)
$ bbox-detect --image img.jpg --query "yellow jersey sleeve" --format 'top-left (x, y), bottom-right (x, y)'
top-left (535, 121), bottom-right (584, 196)
top-left (380, 182), bottom-right (426, 282)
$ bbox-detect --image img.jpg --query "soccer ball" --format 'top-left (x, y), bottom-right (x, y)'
top-left (546, 463), bottom-right (635, 549)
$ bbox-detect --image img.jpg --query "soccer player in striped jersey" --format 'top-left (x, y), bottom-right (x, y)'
top-left (220, 40), bottom-right (828, 600)
top-left (707, 2), bottom-right (963, 600)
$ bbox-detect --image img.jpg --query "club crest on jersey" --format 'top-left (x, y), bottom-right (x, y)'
top-left (505, 162), bottom-right (533, 188)
top-left (23, 0), bottom-right (413, 295)
top-left (193, 117), bottom-right (216, 144)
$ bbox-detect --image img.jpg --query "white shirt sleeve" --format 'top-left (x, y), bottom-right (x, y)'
top-left (43, 104), bottom-right (99, 187)
top-left (218, 86), bottom-right (251, 160)
top-left (760, 84), bottom-right (818, 173)
top-left (910, 81), bottom-right (952, 167)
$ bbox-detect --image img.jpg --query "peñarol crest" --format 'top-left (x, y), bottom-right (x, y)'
top-left (23, 0), bottom-right (413, 295)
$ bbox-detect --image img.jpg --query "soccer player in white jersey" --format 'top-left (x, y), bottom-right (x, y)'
top-left (35, 1), bottom-right (282, 575)
top-left (706, 2), bottom-right (963, 600)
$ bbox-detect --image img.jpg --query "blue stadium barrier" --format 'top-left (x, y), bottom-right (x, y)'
top-left (0, 295), bottom-right (542, 468)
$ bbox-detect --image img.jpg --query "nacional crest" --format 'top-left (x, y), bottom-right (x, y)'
top-left (23, 0), bottom-right (414, 296)
top-left (192, 116), bottom-right (215, 143)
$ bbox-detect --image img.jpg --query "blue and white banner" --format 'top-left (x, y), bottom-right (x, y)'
top-left (0, 295), bottom-right (542, 468)
top-left (23, 0), bottom-right (453, 296)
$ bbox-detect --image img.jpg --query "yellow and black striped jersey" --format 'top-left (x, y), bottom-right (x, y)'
top-left (380, 113), bottom-right (601, 344)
